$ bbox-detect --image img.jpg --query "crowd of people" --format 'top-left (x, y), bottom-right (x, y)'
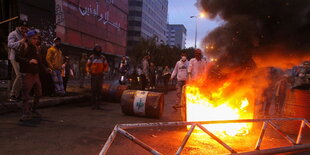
top-left (10, 20), bottom-right (308, 121)
top-left (133, 49), bottom-right (208, 110)
top-left (7, 21), bottom-right (209, 121)
top-left (7, 21), bottom-right (113, 120)
top-left (262, 61), bottom-right (310, 116)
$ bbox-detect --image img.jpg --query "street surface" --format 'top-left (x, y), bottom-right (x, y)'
top-left (1, 90), bottom-right (310, 155)
top-left (0, 91), bottom-right (181, 155)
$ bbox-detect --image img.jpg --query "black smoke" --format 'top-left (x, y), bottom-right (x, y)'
top-left (198, 0), bottom-right (310, 69)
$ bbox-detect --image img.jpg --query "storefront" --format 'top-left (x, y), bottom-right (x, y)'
top-left (0, 0), bottom-right (128, 80)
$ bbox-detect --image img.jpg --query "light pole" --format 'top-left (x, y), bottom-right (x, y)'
top-left (190, 16), bottom-right (198, 48)
top-left (190, 13), bottom-right (206, 49)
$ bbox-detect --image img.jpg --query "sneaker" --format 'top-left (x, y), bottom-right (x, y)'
top-left (31, 110), bottom-right (42, 118)
top-left (20, 114), bottom-right (31, 121)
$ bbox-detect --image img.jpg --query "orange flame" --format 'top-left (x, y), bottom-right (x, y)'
top-left (185, 84), bottom-right (253, 136)
top-left (185, 47), bottom-right (309, 137)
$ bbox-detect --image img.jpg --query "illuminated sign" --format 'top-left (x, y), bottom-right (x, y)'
top-left (78, 0), bottom-right (120, 30)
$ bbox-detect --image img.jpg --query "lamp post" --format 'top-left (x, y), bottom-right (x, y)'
top-left (190, 13), bottom-right (206, 49)
top-left (190, 16), bottom-right (198, 48)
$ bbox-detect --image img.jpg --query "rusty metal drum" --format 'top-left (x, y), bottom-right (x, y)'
top-left (284, 89), bottom-right (310, 119)
top-left (102, 83), bottom-right (128, 102)
top-left (121, 90), bottom-right (164, 118)
top-left (282, 89), bottom-right (310, 134)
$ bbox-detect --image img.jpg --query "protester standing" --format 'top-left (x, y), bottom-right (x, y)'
top-left (79, 53), bottom-right (87, 88)
top-left (61, 56), bottom-right (74, 93)
top-left (170, 53), bottom-right (189, 109)
top-left (46, 37), bottom-right (65, 96)
top-left (149, 62), bottom-right (156, 90)
top-left (86, 45), bottom-right (109, 110)
top-left (141, 55), bottom-right (150, 90)
top-left (188, 49), bottom-right (207, 80)
top-left (263, 68), bottom-right (277, 116)
top-left (162, 65), bottom-right (171, 94)
top-left (119, 56), bottom-right (129, 85)
top-left (274, 74), bottom-right (289, 115)
top-left (7, 21), bottom-right (28, 101)
top-left (16, 30), bottom-right (49, 121)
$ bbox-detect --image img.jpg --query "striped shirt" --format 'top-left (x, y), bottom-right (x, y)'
top-left (86, 54), bottom-right (109, 75)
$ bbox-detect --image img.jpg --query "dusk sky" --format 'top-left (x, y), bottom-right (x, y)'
top-left (168, 0), bottom-right (220, 49)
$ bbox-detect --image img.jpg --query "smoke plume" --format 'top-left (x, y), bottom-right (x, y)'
top-left (198, 0), bottom-right (310, 69)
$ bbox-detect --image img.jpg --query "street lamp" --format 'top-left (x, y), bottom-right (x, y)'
top-left (190, 12), bottom-right (206, 48)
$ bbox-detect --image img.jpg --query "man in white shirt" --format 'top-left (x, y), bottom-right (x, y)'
top-left (188, 49), bottom-right (207, 80)
top-left (170, 53), bottom-right (189, 109)
top-left (7, 20), bottom-right (28, 101)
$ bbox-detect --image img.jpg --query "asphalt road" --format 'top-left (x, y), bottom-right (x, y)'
top-left (0, 91), bottom-right (182, 155)
top-left (1, 90), bottom-right (310, 155)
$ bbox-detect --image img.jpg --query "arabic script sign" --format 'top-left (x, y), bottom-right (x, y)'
top-left (78, 0), bottom-right (120, 30)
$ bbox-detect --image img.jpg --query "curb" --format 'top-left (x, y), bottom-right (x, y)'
top-left (0, 94), bottom-right (91, 115)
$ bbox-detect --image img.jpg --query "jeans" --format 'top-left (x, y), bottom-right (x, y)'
top-left (22, 73), bottom-right (42, 114)
top-left (51, 70), bottom-right (65, 94)
top-left (176, 81), bottom-right (186, 106)
top-left (10, 60), bottom-right (22, 97)
top-left (91, 74), bottom-right (103, 106)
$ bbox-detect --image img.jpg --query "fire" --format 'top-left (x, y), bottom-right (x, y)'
top-left (185, 84), bottom-right (253, 136)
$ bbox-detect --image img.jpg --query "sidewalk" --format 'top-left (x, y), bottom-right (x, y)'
top-left (0, 78), bottom-right (176, 114)
top-left (0, 79), bottom-right (92, 114)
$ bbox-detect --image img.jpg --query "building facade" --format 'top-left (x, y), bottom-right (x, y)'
top-left (55, 0), bottom-right (128, 56)
top-left (127, 0), bottom-right (168, 49)
top-left (166, 24), bottom-right (187, 49)
top-left (1, 0), bottom-right (128, 79)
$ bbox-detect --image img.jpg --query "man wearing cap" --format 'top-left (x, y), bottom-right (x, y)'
top-left (16, 30), bottom-right (47, 121)
top-left (86, 45), bottom-right (109, 110)
top-left (188, 49), bottom-right (207, 80)
top-left (7, 20), bottom-right (28, 101)
top-left (46, 37), bottom-right (65, 96)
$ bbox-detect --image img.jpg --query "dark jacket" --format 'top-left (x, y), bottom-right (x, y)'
top-left (16, 44), bottom-right (45, 74)
top-left (119, 60), bottom-right (129, 74)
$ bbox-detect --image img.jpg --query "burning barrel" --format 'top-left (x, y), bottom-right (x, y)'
top-left (102, 83), bottom-right (128, 102)
top-left (121, 90), bottom-right (164, 118)
top-left (282, 89), bottom-right (310, 134)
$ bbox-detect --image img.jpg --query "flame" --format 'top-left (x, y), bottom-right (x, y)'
top-left (185, 83), bottom-right (253, 136)
top-left (184, 46), bottom-right (308, 136)
top-left (252, 47), bottom-right (310, 69)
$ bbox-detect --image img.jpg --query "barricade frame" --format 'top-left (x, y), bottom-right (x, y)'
top-left (99, 118), bottom-right (310, 155)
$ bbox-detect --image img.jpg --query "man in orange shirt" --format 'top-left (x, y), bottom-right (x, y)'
top-left (86, 45), bottom-right (109, 109)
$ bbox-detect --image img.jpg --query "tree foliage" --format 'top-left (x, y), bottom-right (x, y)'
top-left (127, 37), bottom-right (196, 68)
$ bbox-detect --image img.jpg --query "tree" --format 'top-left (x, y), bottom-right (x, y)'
top-left (127, 37), bottom-right (196, 68)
